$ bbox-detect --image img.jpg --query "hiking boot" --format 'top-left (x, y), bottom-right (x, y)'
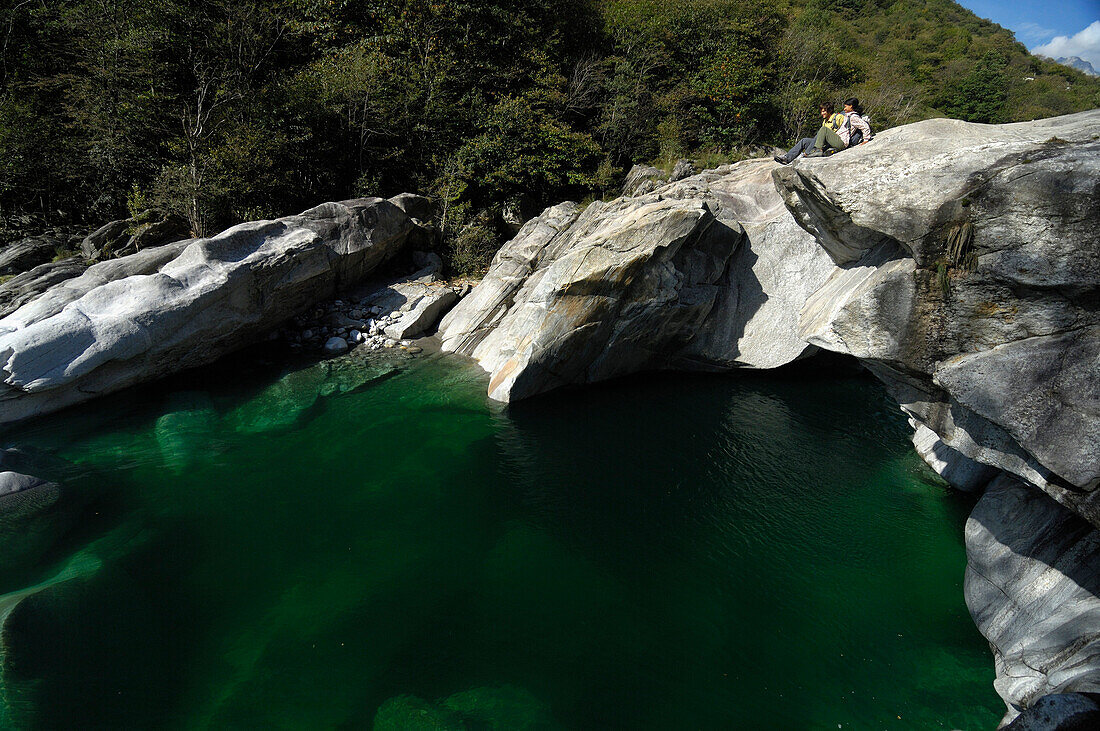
top-left (773, 155), bottom-right (789, 165)
top-left (803, 149), bottom-right (825, 158)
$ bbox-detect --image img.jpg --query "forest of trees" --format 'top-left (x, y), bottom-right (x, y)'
top-left (2, 0), bottom-right (1098, 272)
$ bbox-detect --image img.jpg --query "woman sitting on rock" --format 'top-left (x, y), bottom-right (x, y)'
top-left (773, 102), bottom-right (846, 165)
top-left (802, 97), bottom-right (871, 157)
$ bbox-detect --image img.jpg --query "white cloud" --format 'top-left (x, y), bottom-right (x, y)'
top-left (1031, 20), bottom-right (1100, 69)
top-left (1017, 22), bottom-right (1057, 44)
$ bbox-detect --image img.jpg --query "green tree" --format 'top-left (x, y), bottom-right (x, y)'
top-left (945, 51), bottom-right (1008, 123)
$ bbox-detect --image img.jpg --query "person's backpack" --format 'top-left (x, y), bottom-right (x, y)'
top-left (844, 112), bottom-right (872, 147)
top-left (825, 112), bottom-right (846, 132)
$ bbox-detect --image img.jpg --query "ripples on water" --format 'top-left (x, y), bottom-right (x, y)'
top-left (0, 349), bottom-right (1001, 728)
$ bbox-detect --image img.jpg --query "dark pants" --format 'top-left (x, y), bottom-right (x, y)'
top-left (781, 137), bottom-right (817, 162)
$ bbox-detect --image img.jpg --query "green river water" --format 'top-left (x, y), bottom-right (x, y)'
top-left (0, 347), bottom-right (1003, 729)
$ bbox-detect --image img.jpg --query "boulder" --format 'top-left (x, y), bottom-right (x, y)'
top-left (382, 285), bottom-right (460, 340)
top-left (79, 210), bottom-right (190, 261)
top-left (621, 164), bottom-right (668, 196)
top-left (438, 196), bottom-right (741, 401)
top-left (356, 259), bottom-right (463, 341)
top-left (388, 193), bottom-right (435, 222)
top-left (0, 236), bottom-right (63, 276)
top-left (0, 470), bottom-right (53, 499)
top-left (0, 257), bottom-right (89, 318)
top-left (965, 475), bottom-right (1100, 725)
top-left (115, 215), bottom-right (189, 256)
top-left (0, 198), bottom-right (424, 425)
top-left (80, 219), bottom-right (130, 259)
top-left (322, 336), bottom-right (350, 356)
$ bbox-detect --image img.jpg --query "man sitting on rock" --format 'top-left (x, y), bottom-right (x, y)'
top-left (774, 102), bottom-right (846, 165)
top-left (803, 97), bottom-right (872, 158)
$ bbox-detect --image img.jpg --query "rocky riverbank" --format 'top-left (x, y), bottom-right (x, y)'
top-left (0, 196), bottom-right (436, 425)
top-left (1, 110), bottom-right (1098, 725)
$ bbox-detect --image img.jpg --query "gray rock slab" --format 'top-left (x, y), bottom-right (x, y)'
top-left (0, 237), bottom-right (62, 276)
top-left (440, 196), bottom-right (740, 401)
top-left (0, 198), bottom-right (420, 425)
top-left (965, 474), bottom-right (1100, 724)
top-left (0, 470), bottom-right (53, 499)
top-left (909, 421), bottom-right (998, 493)
top-left (438, 202), bottom-right (583, 357)
top-left (0, 258), bottom-right (89, 318)
top-left (80, 219), bottom-right (130, 259)
top-left (935, 327), bottom-right (1100, 490)
top-left (658, 160), bottom-right (838, 369)
top-left (382, 285), bottom-right (460, 340)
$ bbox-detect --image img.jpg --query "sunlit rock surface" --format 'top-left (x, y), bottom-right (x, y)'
top-left (774, 109), bottom-right (1100, 515)
top-left (439, 196), bottom-right (741, 401)
top-left (0, 197), bottom-right (427, 425)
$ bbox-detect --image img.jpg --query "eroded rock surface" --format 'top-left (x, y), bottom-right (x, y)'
top-left (965, 475), bottom-right (1100, 725)
top-left (441, 158), bottom-right (840, 399)
top-left (0, 197), bottom-right (425, 425)
top-left (653, 160), bottom-right (838, 369)
top-left (439, 196), bottom-right (742, 401)
top-left (773, 109), bottom-right (1100, 516)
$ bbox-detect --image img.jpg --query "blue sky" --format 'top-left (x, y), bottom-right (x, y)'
top-left (955, 0), bottom-right (1100, 66)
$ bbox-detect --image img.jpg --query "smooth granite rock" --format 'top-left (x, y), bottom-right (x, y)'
top-left (0, 197), bottom-right (423, 424)
top-left (0, 258), bottom-right (90, 318)
top-left (773, 112), bottom-right (1100, 268)
top-left (441, 157), bottom-right (842, 399)
top-left (910, 421), bottom-right (998, 493)
top-left (773, 109), bottom-right (1100, 508)
top-left (439, 196), bottom-right (741, 401)
top-left (656, 160), bottom-right (838, 370)
top-left (965, 475), bottom-right (1100, 725)
top-left (379, 280), bottom-right (460, 341)
top-left (438, 202), bottom-right (583, 357)
top-left (935, 328), bottom-right (1100, 491)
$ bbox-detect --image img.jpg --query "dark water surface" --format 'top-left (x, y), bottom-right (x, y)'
top-left (0, 350), bottom-right (1002, 729)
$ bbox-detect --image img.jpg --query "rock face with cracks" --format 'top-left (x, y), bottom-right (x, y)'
top-left (438, 196), bottom-right (744, 401)
top-left (438, 159), bottom-right (839, 399)
top-left (0, 197), bottom-right (427, 425)
top-left (775, 110), bottom-right (1100, 516)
